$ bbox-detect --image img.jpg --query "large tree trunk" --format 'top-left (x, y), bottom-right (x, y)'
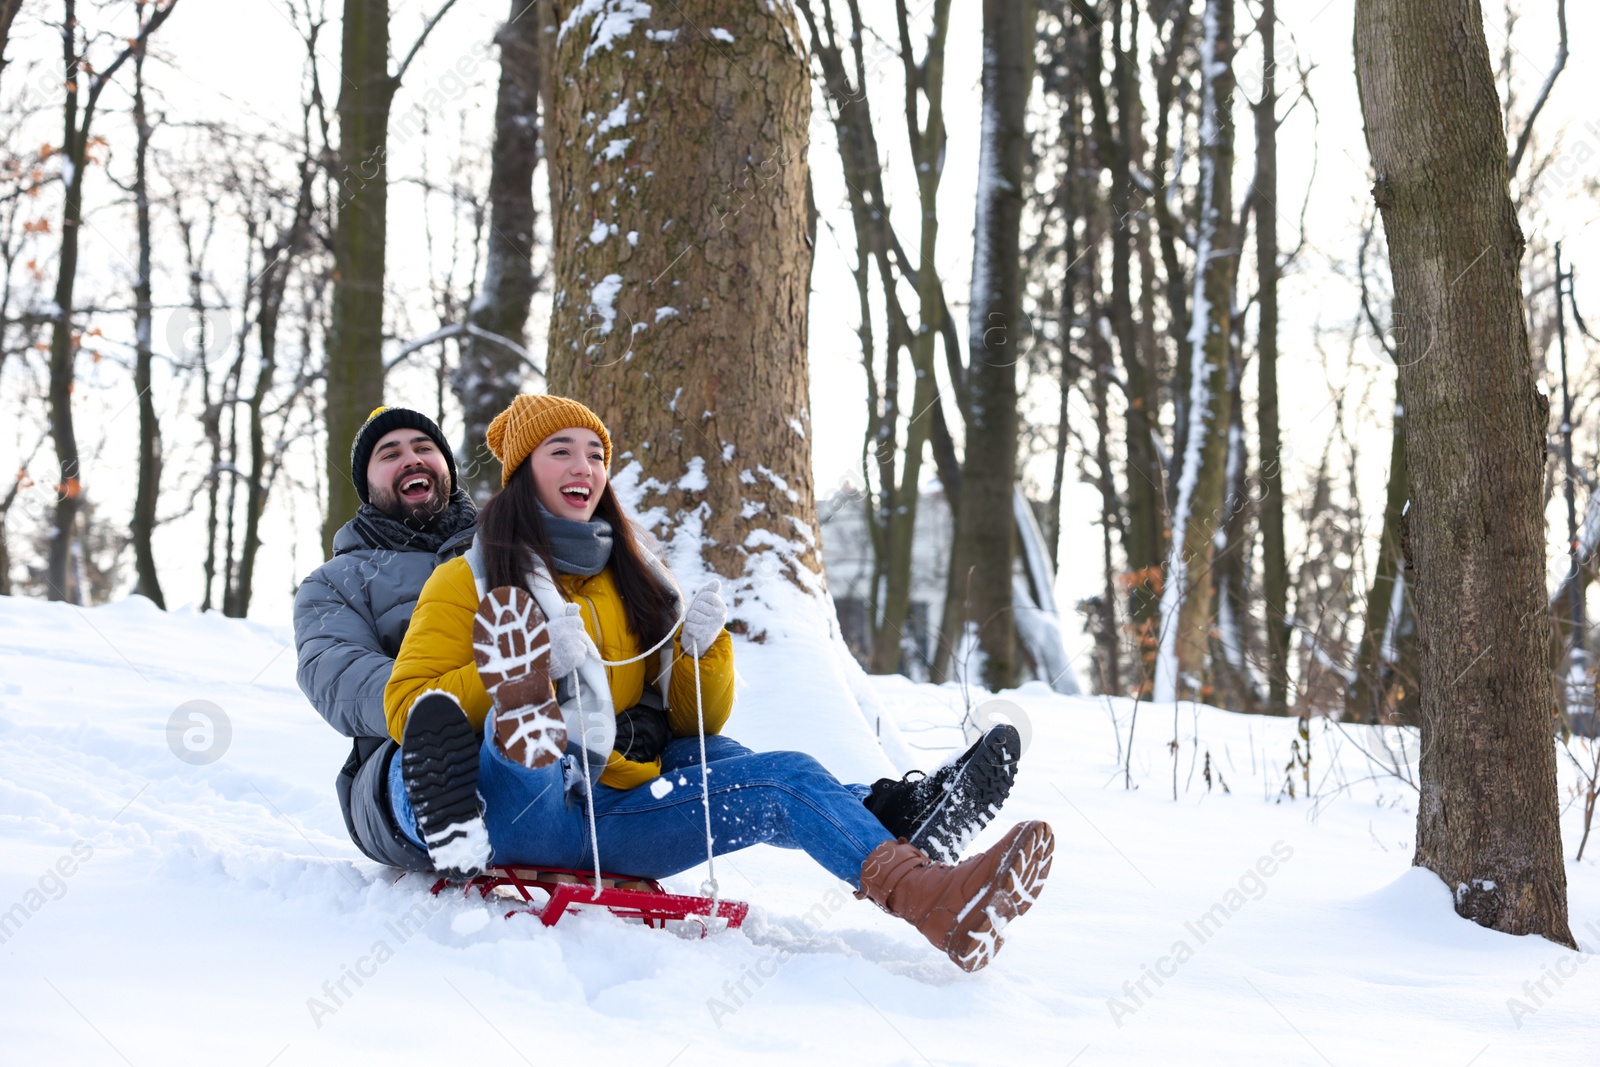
top-left (543, 0), bottom-right (821, 604)
top-left (326, 0), bottom-right (394, 553)
top-left (1154, 0), bottom-right (1235, 703)
top-left (130, 24), bottom-right (165, 609)
top-left (1355, 0), bottom-right (1573, 946)
top-left (954, 0), bottom-right (1037, 690)
top-left (457, 0), bottom-right (543, 503)
top-left (1255, 0), bottom-right (1289, 714)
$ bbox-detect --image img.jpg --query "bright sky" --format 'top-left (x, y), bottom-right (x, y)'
top-left (2, 0), bottom-right (1597, 632)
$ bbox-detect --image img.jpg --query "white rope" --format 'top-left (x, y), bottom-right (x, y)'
top-left (564, 596), bottom-right (719, 923)
top-left (571, 678), bottom-right (605, 900)
top-left (689, 637), bottom-right (721, 927)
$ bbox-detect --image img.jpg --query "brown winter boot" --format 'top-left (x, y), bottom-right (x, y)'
top-left (857, 820), bottom-right (1054, 973)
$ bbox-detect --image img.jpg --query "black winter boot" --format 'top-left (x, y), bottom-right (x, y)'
top-left (864, 723), bottom-right (1021, 863)
top-left (400, 691), bottom-right (490, 881)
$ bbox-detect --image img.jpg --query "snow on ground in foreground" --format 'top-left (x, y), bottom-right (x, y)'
top-left (2, 592), bottom-right (1599, 1065)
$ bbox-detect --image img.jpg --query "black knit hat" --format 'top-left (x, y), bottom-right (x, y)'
top-left (349, 406), bottom-right (458, 505)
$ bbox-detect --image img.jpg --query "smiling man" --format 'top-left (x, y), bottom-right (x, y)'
top-left (292, 407), bottom-right (479, 871)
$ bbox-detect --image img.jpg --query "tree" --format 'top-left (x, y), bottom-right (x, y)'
top-left (129, 4), bottom-right (164, 608)
top-left (44, 0), bottom-right (178, 602)
top-left (1153, 0), bottom-right (1236, 703)
top-left (542, 0), bottom-right (822, 604)
top-left (1354, 0), bottom-right (1573, 945)
top-left (457, 0), bottom-right (543, 503)
top-left (324, 0), bottom-right (458, 554)
top-left (952, 0), bottom-right (1038, 690)
top-left (1254, 0), bottom-right (1289, 714)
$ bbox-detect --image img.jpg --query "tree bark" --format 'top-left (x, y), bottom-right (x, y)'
top-left (1355, 0), bottom-right (1573, 946)
top-left (1255, 0), bottom-right (1288, 714)
top-left (326, 0), bottom-right (395, 553)
top-left (130, 19), bottom-right (165, 609)
top-left (457, 0), bottom-right (543, 503)
top-left (1154, 0), bottom-right (1235, 703)
top-left (543, 1), bottom-right (821, 604)
top-left (956, 0), bottom-right (1037, 690)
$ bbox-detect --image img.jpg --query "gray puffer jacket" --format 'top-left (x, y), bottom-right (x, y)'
top-left (294, 515), bottom-right (476, 870)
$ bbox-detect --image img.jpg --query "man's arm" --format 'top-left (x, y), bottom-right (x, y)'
top-left (293, 566), bottom-right (395, 739)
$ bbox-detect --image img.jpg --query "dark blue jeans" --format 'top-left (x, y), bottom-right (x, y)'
top-left (391, 734), bottom-right (894, 886)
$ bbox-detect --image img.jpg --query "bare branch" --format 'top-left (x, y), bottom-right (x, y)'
top-left (393, 0), bottom-right (463, 86)
top-left (1507, 0), bottom-right (1567, 179)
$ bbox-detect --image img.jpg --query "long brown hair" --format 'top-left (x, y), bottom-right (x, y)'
top-left (476, 459), bottom-right (678, 649)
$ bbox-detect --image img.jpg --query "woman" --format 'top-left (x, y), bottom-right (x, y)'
top-left (382, 395), bottom-right (1053, 972)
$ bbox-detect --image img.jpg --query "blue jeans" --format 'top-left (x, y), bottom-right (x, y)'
top-left (390, 734), bottom-right (894, 886)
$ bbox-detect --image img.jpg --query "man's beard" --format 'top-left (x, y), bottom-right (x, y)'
top-left (371, 470), bottom-right (451, 529)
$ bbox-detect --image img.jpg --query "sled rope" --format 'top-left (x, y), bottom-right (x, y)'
top-left (568, 595), bottom-right (720, 925)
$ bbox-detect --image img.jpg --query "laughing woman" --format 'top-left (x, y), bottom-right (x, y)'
top-left (381, 395), bottom-right (1053, 971)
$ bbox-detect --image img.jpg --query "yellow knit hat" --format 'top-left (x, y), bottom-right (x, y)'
top-left (486, 394), bottom-right (613, 487)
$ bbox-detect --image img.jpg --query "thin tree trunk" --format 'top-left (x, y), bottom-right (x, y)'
top-left (543, 0), bottom-right (822, 599)
top-left (45, 2), bottom-right (88, 602)
top-left (1092, 1), bottom-right (1163, 638)
top-left (1154, 0), bottom-right (1236, 703)
top-left (457, 0), bottom-right (542, 503)
top-left (954, 0), bottom-right (1037, 690)
top-left (1355, 0), bottom-right (1573, 946)
top-left (326, 0), bottom-right (395, 552)
top-left (235, 167), bottom-right (317, 617)
top-left (1349, 401), bottom-right (1409, 723)
top-left (130, 20), bottom-right (165, 608)
top-left (1255, 0), bottom-right (1288, 713)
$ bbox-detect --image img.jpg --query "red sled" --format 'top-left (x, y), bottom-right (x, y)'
top-left (430, 865), bottom-right (748, 934)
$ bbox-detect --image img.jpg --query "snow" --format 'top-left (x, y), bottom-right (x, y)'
top-left (709, 28), bottom-right (735, 43)
top-left (587, 273), bottom-right (624, 336)
top-left (558, 0), bottom-right (654, 64)
top-left (4, 591), bottom-right (1600, 1063)
top-left (677, 456), bottom-right (708, 492)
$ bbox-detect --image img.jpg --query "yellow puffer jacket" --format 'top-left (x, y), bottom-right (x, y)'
top-left (384, 555), bottom-right (735, 790)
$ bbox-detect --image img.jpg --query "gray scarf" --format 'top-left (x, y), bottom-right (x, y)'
top-left (536, 499), bottom-right (613, 576)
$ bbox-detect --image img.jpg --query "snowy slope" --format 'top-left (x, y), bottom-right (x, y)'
top-left (2, 592), bottom-right (1598, 1065)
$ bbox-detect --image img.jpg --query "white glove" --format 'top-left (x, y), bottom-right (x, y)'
top-left (680, 580), bottom-right (727, 658)
top-left (547, 603), bottom-right (599, 678)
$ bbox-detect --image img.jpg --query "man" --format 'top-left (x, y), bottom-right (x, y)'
top-left (294, 407), bottom-right (479, 871)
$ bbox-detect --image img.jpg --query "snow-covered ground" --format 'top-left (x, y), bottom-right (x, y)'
top-left (2, 591), bottom-right (1598, 1065)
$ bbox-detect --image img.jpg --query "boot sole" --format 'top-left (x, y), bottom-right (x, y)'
top-left (401, 692), bottom-right (490, 881)
top-left (473, 586), bottom-right (567, 769)
top-left (945, 819), bottom-right (1054, 972)
top-left (912, 724), bottom-right (1021, 863)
